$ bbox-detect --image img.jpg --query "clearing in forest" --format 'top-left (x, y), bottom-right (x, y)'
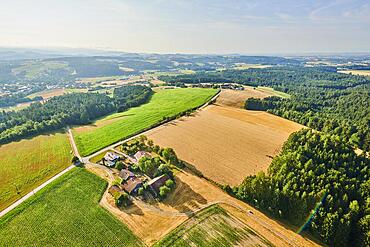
top-left (0, 168), bottom-right (143, 246)
top-left (338, 70), bottom-right (370, 76)
top-left (154, 205), bottom-right (273, 247)
top-left (216, 87), bottom-right (289, 108)
top-left (148, 105), bottom-right (303, 186)
top-left (73, 88), bottom-right (218, 156)
top-left (0, 132), bottom-right (72, 211)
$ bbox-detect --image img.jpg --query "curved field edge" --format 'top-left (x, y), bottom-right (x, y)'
top-left (154, 204), bottom-right (273, 247)
top-left (0, 167), bottom-right (144, 246)
top-left (73, 88), bottom-right (218, 156)
top-left (0, 131), bottom-right (72, 211)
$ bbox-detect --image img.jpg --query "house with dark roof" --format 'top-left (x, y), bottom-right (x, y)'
top-left (119, 169), bottom-right (135, 181)
top-left (148, 174), bottom-right (169, 196)
top-left (122, 177), bottom-right (143, 195)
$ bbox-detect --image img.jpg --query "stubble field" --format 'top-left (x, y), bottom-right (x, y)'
top-left (148, 105), bottom-right (303, 186)
top-left (216, 87), bottom-right (290, 108)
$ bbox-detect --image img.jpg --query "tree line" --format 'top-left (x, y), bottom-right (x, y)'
top-left (233, 129), bottom-right (369, 246)
top-left (0, 85), bottom-right (152, 145)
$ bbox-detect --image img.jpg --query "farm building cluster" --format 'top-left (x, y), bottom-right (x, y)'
top-left (97, 136), bottom-right (179, 207)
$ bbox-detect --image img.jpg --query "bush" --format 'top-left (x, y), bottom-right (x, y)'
top-left (115, 161), bottom-right (124, 170)
top-left (115, 192), bottom-right (130, 207)
top-left (159, 185), bottom-right (171, 198)
top-left (112, 177), bottom-right (122, 186)
top-left (71, 156), bottom-right (80, 163)
top-left (138, 187), bottom-right (144, 196)
top-left (165, 179), bottom-right (175, 189)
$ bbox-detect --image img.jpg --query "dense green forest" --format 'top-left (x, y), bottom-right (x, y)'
top-left (233, 129), bottom-right (370, 246)
top-left (0, 85), bottom-right (152, 144)
top-left (161, 67), bottom-right (370, 151)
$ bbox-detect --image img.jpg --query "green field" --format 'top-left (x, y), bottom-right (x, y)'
top-left (73, 88), bottom-right (218, 156)
top-left (0, 167), bottom-right (143, 246)
top-left (0, 132), bottom-right (72, 211)
top-left (155, 205), bottom-right (273, 247)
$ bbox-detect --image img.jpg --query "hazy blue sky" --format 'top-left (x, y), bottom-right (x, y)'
top-left (1, 0), bottom-right (369, 54)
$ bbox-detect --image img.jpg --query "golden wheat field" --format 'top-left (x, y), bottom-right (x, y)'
top-left (148, 105), bottom-right (303, 186)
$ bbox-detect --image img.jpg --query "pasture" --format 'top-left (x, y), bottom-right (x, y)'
top-left (155, 205), bottom-right (272, 247)
top-left (0, 168), bottom-right (143, 246)
top-left (148, 105), bottom-right (303, 186)
top-left (0, 132), bottom-right (72, 211)
top-left (73, 88), bottom-right (218, 156)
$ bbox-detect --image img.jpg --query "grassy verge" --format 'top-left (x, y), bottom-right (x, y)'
top-left (0, 132), bottom-right (72, 211)
top-left (73, 88), bottom-right (218, 156)
top-left (0, 167), bottom-right (143, 246)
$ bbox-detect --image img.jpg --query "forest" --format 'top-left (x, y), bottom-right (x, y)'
top-left (161, 67), bottom-right (370, 151)
top-left (0, 85), bottom-right (152, 144)
top-left (233, 129), bottom-right (369, 246)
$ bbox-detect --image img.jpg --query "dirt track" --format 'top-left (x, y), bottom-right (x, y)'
top-left (148, 105), bottom-right (303, 186)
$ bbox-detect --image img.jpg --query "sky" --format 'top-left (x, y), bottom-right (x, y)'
top-left (0, 0), bottom-right (369, 54)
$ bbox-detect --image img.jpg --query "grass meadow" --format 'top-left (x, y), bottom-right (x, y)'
top-left (155, 205), bottom-right (272, 247)
top-left (0, 132), bottom-right (72, 211)
top-left (0, 167), bottom-right (143, 246)
top-left (73, 88), bottom-right (218, 156)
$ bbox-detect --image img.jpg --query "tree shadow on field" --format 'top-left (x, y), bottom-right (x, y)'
top-left (161, 175), bottom-right (207, 214)
top-left (124, 202), bottom-right (144, 216)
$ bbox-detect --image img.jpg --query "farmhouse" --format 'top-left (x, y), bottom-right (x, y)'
top-left (119, 169), bottom-right (135, 181)
top-left (103, 152), bottom-right (120, 167)
top-left (148, 174), bottom-right (169, 196)
top-left (122, 177), bottom-right (143, 195)
top-left (129, 150), bottom-right (151, 164)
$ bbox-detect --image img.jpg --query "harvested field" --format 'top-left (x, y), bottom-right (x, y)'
top-left (155, 205), bottom-right (273, 247)
top-left (27, 88), bottom-right (88, 99)
top-left (148, 105), bottom-right (303, 186)
top-left (0, 132), bottom-right (72, 211)
top-left (101, 168), bottom-right (320, 246)
top-left (216, 87), bottom-right (289, 108)
top-left (338, 70), bottom-right (370, 76)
